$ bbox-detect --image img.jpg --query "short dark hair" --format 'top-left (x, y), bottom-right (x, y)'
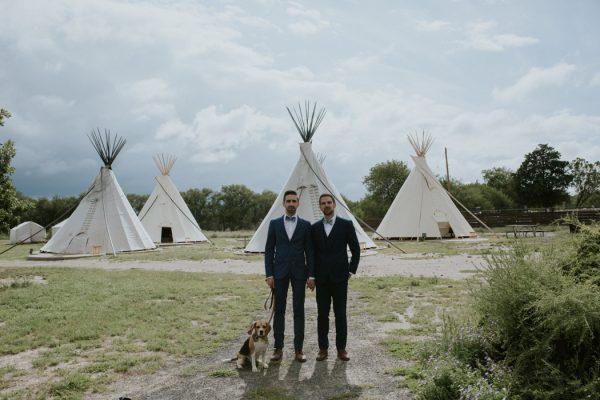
top-left (283, 190), bottom-right (298, 201)
top-left (319, 193), bottom-right (335, 204)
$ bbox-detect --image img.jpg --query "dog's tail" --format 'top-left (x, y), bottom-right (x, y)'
top-left (222, 356), bottom-right (238, 363)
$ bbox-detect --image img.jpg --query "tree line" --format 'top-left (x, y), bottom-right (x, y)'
top-left (2, 107), bottom-right (600, 233)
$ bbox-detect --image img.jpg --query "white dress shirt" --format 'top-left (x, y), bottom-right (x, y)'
top-left (284, 214), bottom-right (298, 240)
top-left (323, 215), bottom-right (336, 237)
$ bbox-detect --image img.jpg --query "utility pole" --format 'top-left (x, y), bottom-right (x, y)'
top-left (445, 147), bottom-right (451, 193)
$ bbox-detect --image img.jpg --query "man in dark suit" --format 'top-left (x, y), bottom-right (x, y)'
top-left (265, 190), bottom-right (315, 363)
top-left (311, 193), bottom-right (360, 362)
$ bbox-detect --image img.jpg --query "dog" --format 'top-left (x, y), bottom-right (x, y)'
top-left (236, 319), bottom-right (271, 372)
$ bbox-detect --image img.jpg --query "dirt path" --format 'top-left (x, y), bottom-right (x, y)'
top-left (106, 291), bottom-right (412, 400)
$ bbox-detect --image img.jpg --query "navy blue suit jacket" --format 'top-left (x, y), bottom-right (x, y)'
top-left (265, 216), bottom-right (315, 280)
top-left (311, 217), bottom-right (360, 284)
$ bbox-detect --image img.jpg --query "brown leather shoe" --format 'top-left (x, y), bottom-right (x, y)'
top-left (316, 349), bottom-right (328, 361)
top-left (270, 349), bottom-right (283, 362)
top-left (294, 351), bottom-right (307, 363)
top-left (337, 349), bottom-right (350, 361)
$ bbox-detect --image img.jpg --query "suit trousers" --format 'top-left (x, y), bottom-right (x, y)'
top-left (273, 277), bottom-right (306, 351)
top-left (316, 279), bottom-right (348, 351)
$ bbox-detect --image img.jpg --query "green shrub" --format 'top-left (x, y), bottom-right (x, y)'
top-left (418, 235), bottom-right (600, 400)
top-left (475, 242), bottom-right (600, 399)
top-left (560, 227), bottom-right (600, 286)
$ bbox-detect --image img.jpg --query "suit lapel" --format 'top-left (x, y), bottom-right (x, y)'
top-left (277, 216), bottom-right (289, 242)
top-left (290, 219), bottom-right (301, 242)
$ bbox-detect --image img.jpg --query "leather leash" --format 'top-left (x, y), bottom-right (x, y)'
top-left (263, 288), bottom-right (275, 324)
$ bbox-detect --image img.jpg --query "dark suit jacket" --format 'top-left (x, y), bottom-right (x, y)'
top-left (265, 216), bottom-right (315, 280)
top-left (311, 216), bottom-right (360, 284)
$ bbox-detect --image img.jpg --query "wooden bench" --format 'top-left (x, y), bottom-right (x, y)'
top-left (505, 224), bottom-right (545, 238)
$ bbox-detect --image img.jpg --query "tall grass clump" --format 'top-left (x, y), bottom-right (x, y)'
top-left (418, 231), bottom-right (600, 400)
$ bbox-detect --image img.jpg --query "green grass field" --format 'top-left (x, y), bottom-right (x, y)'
top-left (0, 228), bottom-right (575, 399)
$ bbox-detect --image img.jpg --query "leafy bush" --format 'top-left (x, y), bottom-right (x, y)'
top-left (560, 227), bottom-right (600, 286)
top-left (417, 234), bottom-right (600, 400)
top-left (475, 242), bottom-right (600, 399)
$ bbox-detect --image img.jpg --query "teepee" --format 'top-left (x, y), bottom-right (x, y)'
top-left (40, 130), bottom-right (156, 255)
top-left (138, 155), bottom-right (208, 244)
top-left (245, 102), bottom-right (376, 253)
top-left (375, 133), bottom-right (476, 240)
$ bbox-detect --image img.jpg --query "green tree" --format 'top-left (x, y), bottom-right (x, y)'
top-left (568, 157), bottom-right (600, 208)
top-left (22, 195), bottom-right (79, 228)
top-left (452, 183), bottom-right (515, 211)
top-left (181, 188), bottom-right (218, 230)
top-left (360, 160), bottom-right (410, 219)
top-left (126, 193), bottom-right (149, 214)
top-left (0, 108), bottom-right (32, 232)
top-left (215, 184), bottom-right (257, 230)
top-left (514, 144), bottom-right (572, 208)
top-left (482, 166), bottom-right (518, 202)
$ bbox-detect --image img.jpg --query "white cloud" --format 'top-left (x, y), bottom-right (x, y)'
top-left (416, 20), bottom-right (451, 32)
top-left (493, 62), bottom-right (577, 101)
top-left (590, 72), bottom-right (600, 87)
top-left (155, 105), bottom-right (287, 164)
top-left (463, 21), bottom-right (539, 51)
top-left (286, 2), bottom-right (330, 35)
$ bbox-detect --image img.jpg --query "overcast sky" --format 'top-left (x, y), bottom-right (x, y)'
top-left (2, 0), bottom-right (599, 200)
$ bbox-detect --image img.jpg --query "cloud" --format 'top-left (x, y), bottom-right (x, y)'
top-left (493, 62), bottom-right (577, 101)
top-left (463, 21), bottom-right (539, 51)
top-left (286, 2), bottom-right (330, 35)
top-left (416, 20), bottom-right (451, 32)
top-left (154, 105), bottom-right (287, 164)
top-left (591, 72), bottom-right (600, 87)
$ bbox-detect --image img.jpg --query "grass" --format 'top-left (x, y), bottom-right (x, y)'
top-left (0, 267), bottom-right (267, 399)
top-left (0, 229), bottom-right (575, 399)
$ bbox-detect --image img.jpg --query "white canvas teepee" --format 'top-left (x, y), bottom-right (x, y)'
top-left (138, 155), bottom-right (208, 244)
top-left (245, 102), bottom-right (375, 252)
top-left (41, 130), bottom-right (156, 255)
top-left (10, 221), bottom-right (46, 244)
top-left (375, 134), bottom-right (476, 240)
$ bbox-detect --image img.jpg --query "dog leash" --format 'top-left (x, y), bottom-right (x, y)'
top-left (263, 288), bottom-right (275, 324)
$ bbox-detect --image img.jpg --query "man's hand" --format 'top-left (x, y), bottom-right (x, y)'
top-left (306, 278), bottom-right (315, 291)
top-left (266, 277), bottom-right (274, 289)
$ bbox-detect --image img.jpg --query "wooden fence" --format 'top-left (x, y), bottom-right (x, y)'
top-left (361, 208), bottom-right (600, 230)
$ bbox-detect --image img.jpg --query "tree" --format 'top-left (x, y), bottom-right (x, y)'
top-left (514, 144), bottom-right (572, 208)
top-left (452, 183), bottom-right (515, 211)
top-left (568, 157), bottom-right (600, 208)
top-left (361, 160), bottom-right (410, 218)
top-left (0, 108), bottom-right (32, 232)
top-left (181, 188), bottom-right (218, 230)
top-left (215, 184), bottom-right (257, 230)
top-left (482, 167), bottom-right (518, 202)
top-left (126, 193), bottom-right (149, 214)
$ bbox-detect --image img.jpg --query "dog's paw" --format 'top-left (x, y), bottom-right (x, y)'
top-left (252, 367), bottom-right (258, 372)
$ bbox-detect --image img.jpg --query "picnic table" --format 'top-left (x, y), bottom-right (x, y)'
top-left (505, 224), bottom-right (544, 238)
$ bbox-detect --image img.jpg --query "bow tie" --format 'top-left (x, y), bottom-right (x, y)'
top-left (285, 216), bottom-right (296, 222)
top-left (324, 218), bottom-right (333, 225)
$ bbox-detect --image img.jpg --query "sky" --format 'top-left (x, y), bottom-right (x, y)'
top-left (1, 0), bottom-right (599, 201)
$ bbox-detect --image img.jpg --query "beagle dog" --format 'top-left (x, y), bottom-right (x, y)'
top-left (236, 319), bottom-right (271, 372)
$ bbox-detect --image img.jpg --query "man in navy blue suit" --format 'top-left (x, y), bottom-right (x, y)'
top-left (265, 190), bottom-right (315, 363)
top-left (311, 193), bottom-right (360, 362)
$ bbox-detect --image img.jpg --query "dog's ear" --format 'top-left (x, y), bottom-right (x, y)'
top-left (247, 321), bottom-right (256, 335)
top-left (266, 322), bottom-right (272, 335)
